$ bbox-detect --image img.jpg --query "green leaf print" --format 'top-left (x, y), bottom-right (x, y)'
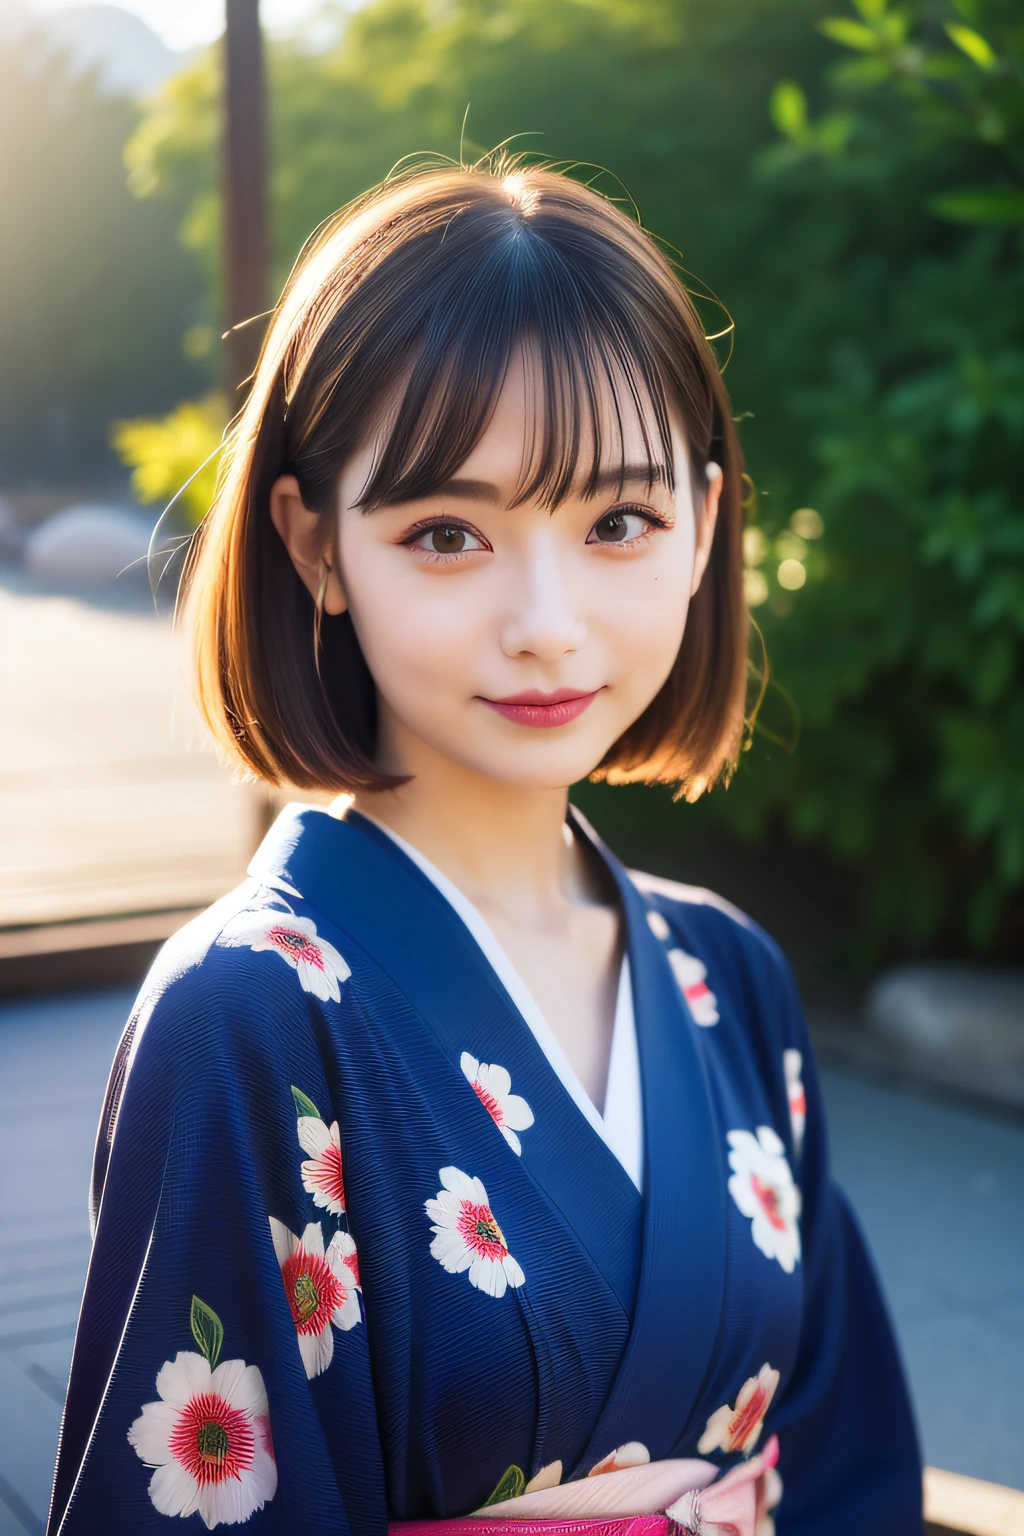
top-left (481, 1466), bottom-right (526, 1507)
top-left (290, 1085), bottom-right (321, 1120)
top-left (190, 1295), bottom-right (224, 1370)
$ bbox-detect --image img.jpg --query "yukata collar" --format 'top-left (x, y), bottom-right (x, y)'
top-left (250, 803), bottom-right (727, 1466)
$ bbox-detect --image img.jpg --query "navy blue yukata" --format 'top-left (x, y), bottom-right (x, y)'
top-left (47, 805), bottom-right (922, 1534)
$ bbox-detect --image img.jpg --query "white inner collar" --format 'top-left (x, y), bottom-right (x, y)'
top-left (354, 811), bottom-right (644, 1191)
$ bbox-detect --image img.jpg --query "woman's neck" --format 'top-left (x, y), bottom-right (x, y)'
top-left (350, 743), bottom-right (595, 925)
top-left (353, 782), bottom-right (585, 921)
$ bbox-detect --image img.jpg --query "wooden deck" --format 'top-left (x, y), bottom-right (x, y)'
top-left (0, 567), bottom-right (258, 934)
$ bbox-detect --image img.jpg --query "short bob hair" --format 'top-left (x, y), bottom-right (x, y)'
top-left (182, 158), bottom-right (748, 800)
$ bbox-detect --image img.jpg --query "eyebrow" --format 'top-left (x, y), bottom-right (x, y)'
top-left (372, 463), bottom-right (670, 509)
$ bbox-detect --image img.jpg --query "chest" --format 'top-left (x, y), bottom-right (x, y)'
top-left (305, 931), bottom-right (804, 1521)
top-left (482, 901), bottom-right (623, 1110)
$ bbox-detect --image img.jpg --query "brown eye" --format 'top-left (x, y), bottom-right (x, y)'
top-left (408, 522), bottom-right (487, 558)
top-left (430, 526), bottom-right (467, 554)
top-left (587, 509), bottom-right (651, 545)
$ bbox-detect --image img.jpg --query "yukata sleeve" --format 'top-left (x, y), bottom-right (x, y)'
top-left (47, 916), bottom-right (388, 1536)
top-left (766, 958), bottom-right (923, 1536)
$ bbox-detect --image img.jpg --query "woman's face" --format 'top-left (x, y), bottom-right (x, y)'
top-left (280, 352), bottom-right (721, 791)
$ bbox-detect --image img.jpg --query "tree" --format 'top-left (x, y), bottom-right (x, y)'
top-left (0, 25), bottom-right (210, 484)
top-left (119, 0), bottom-right (1024, 955)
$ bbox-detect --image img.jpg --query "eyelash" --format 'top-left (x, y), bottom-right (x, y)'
top-left (400, 504), bottom-right (673, 564)
top-left (588, 503), bottom-right (673, 550)
top-left (399, 518), bottom-right (492, 564)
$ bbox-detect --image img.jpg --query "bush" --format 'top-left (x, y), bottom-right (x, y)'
top-left (735, 0), bottom-right (1024, 952)
top-left (111, 394), bottom-right (226, 527)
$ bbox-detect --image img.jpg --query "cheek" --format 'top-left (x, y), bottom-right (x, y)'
top-left (342, 551), bottom-right (485, 704)
top-left (598, 537), bottom-right (695, 677)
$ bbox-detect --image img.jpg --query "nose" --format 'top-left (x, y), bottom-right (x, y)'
top-left (499, 534), bottom-right (588, 662)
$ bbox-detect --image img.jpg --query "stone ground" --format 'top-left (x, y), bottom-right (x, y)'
top-left (0, 985), bottom-right (1021, 1534)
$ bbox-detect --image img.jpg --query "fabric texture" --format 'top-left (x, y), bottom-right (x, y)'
top-left (47, 805), bottom-right (922, 1535)
top-left (359, 811), bottom-right (643, 1190)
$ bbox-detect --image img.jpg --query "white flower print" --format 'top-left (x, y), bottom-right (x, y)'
top-left (588, 1442), bottom-right (651, 1476)
top-left (783, 1049), bottom-right (806, 1156)
top-left (296, 1115), bottom-right (347, 1215)
top-left (128, 1340), bottom-right (276, 1528)
top-left (646, 909), bottom-right (671, 941)
top-left (426, 1166), bottom-right (525, 1298)
top-left (218, 910), bottom-right (350, 1002)
top-left (460, 1053), bottom-right (535, 1155)
top-left (525, 1461), bottom-right (563, 1493)
top-left (667, 949), bottom-right (719, 1026)
top-left (727, 1127), bottom-right (802, 1273)
top-left (697, 1363), bottom-right (781, 1456)
top-left (269, 1218), bottom-right (361, 1378)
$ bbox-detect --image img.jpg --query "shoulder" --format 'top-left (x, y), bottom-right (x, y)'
top-left (122, 880), bottom-right (355, 1082)
top-left (627, 866), bottom-right (803, 1039)
top-left (629, 867), bottom-right (788, 977)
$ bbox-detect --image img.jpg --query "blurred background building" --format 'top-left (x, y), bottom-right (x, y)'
top-left (0, 2), bottom-right (1022, 1532)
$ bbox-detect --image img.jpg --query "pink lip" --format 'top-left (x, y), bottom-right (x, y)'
top-left (480, 688), bottom-right (602, 728)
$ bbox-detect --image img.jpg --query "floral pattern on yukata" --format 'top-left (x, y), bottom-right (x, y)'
top-left (426, 1167), bottom-right (525, 1298)
top-left (218, 909), bottom-right (350, 1002)
top-left (269, 1218), bottom-right (361, 1379)
top-left (460, 1052), bottom-right (535, 1154)
top-left (698, 1363), bottom-right (780, 1456)
top-left (783, 1050), bottom-right (806, 1156)
top-left (291, 1085), bottom-right (347, 1214)
top-left (588, 1442), bottom-right (651, 1476)
top-left (127, 1297), bottom-right (277, 1529)
top-left (727, 1127), bottom-right (801, 1273)
top-left (644, 910), bottom-right (719, 1025)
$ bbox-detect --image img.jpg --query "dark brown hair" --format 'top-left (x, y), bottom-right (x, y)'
top-left (181, 158), bottom-right (748, 799)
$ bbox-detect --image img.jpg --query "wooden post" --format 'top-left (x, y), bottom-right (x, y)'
top-left (222, 0), bottom-right (277, 845)
top-left (222, 0), bottom-right (269, 397)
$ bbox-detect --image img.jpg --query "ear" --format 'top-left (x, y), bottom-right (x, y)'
top-left (690, 462), bottom-right (723, 597)
top-left (269, 474), bottom-right (347, 615)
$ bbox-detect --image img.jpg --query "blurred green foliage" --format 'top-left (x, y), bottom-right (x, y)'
top-left (120, 0), bottom-right (1024, 956)
top-left (0, 26), bottom-right (210, 484)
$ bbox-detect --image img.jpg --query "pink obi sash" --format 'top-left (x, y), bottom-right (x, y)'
top-left (391, 1436), bottom-right (780, 1536)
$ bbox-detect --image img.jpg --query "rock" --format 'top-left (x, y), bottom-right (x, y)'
top-left (868, 963), bottom-right (1024, 1081)
top-left (24, 504), bottom-right (154, 584)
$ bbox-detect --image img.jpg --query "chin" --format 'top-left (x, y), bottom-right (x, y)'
top-left (450, 738), bottom-right (617, 792)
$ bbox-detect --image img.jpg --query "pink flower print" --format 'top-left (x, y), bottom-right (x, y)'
top-left (218, 910), bottom-right (350, 1002)
top-left (127, 1299), bottom-right (277, 1529)
top-left (269, 1218), bottom-right (361, 1378)
top-left (588, 1442), bottom-right (651, 1476)
top-left (727, 1127), bottom-right (801, 1273)
top-left (667, 949), bottom-right (719, 1026)
top-left (426, 1167), bottom-right (525, 1298)
top-left (697, 1363), bottom-right (781, 1456)
top-left (460, 1053), bottom-right (535, 1155)
top-left (783, 1049), bottom-right (806, 1155)
top-left (297, 1115), bottom-right (346, 1215)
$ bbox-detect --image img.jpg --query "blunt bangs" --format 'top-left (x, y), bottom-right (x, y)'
top-left (182, 159), bottom-right (747, 799)
top-left (281, 172), bottom-right (714, 518)
top-left (352, 232), bottom-right (680, 514)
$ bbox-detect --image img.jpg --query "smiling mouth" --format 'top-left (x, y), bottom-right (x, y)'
top-left (479, 688), bottom-right (603, 728)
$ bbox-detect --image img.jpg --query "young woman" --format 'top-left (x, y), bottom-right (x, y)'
top-left (48, 162), bottom-right (921, 1536)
